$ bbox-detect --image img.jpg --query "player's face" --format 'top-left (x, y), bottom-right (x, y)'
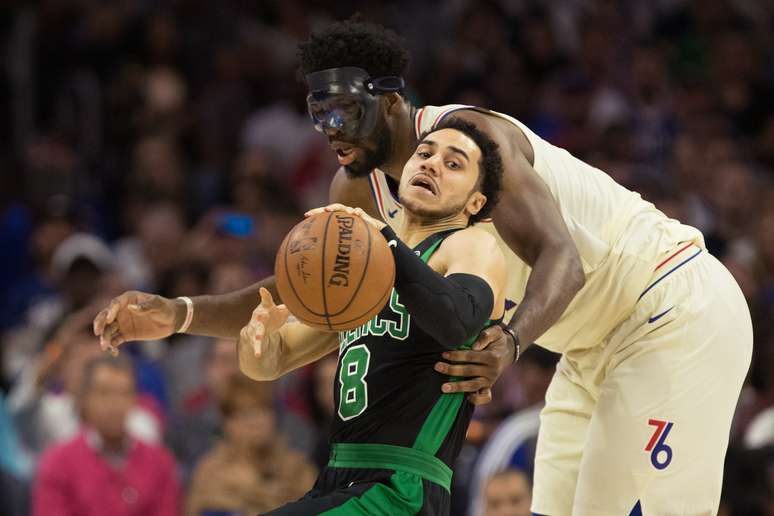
top-left (483, 472), bottom-right (531, 516)
top-left (398, 128), bottom-right (487, 221)
top-left (309, 95), bottom-right (392, 178)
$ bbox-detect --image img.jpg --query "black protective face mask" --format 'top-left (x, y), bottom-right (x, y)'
top-left (306, 67), bottom-right (404, 141)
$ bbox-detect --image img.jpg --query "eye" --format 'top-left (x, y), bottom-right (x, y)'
top-left (416, 151), bottom-right (431, 159)
top-left (338, 102), bottom-right (359, 116)
top-left (446, 161), bottom-right (460, 170)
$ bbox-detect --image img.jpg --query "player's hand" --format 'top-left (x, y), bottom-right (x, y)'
top-left (305, 203), bottom-right (386, 231)
top-left (93, 291), bottom-right (183, 355)
top-left (433, 325), bottom-right (515, 405)
top-left (239, 288), bottom-right (289, 358)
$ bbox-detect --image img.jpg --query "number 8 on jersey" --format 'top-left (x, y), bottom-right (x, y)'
top-left (338, 345), bottom-right (371, 420)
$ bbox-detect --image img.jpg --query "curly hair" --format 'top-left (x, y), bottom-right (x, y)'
top-left (298, 20), bottom-right (410, 78)
top-left (420, 117), bottom-right (503, 224)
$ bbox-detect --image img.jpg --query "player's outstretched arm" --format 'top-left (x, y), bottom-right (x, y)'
top-left (93, 168), bottom-right (378, 352)
top-left (92, 278), bottom-right (279, 353)
top-left (238, 288), bottom-right (338, 381)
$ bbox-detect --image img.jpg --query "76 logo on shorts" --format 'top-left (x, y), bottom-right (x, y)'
top-left (645, 419), bottom-right (674, 470)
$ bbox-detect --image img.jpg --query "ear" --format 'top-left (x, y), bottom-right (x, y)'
top-left (464, 191), bottom-right (487, 218)
top-left (382, 92), bottom-right (404, 116)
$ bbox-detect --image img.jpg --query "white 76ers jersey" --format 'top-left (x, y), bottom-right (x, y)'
top-left (368, 105), bottom-right (704, 353)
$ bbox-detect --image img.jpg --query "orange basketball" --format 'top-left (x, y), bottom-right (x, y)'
top-left (275, 211), bottom-right (395, 331)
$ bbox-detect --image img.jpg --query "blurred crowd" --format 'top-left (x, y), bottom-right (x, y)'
top-left (1, 0), bottom-right (773, 515)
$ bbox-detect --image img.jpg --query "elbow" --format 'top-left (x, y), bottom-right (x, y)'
top-left (544, 238), bottom-right (584, 295)
top-left (434, 318), bottom-right (474, 350)
top-left (418, 298), bottom-right (470, 349)
top-left (565, 246), bottom-right (585, 294)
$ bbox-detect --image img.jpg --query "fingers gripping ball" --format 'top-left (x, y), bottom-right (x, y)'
top-left (275, 212), bottom-right (395, 331)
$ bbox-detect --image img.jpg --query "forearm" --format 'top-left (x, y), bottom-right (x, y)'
top-left (182, 277), bottom-right (280, 339)
top-left (507, 243), bottom-right (584, 347)
top-left (238, 322), bottom-right (337, 381)
top-left (381, 227), bottom-right (494, 348)
top-left (238, 329), bottom-right (284, 381)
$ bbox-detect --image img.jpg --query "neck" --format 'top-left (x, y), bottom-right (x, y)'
top-left (380, 104), bottom-right (418, 181)
top-left (100, 434), bottom-right (127, 454)
top-left (399, 211), bottom-right (468, 248)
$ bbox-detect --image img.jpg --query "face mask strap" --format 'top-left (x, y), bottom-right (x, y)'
top-left (364, 76), bottom-right (405, 95)
top-left (306, 67), bottom-right (405, 98)
top-left (306, 67), bottom-right (404, 139)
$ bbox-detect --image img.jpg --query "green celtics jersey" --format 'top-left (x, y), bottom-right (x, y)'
top-left (330, 229), bottom-right (488, 470)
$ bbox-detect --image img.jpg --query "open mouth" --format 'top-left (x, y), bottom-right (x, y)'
top-left (410, 174), bottom-right (438, 196)
top-left (330, 142), bottom-right (357, 165)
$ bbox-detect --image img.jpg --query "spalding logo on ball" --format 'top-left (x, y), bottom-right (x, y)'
top-left (275, 212), bottom-right (396, 331)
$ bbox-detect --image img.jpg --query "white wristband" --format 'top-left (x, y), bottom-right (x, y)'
top-left (176, 296), bottom-right (194, 334)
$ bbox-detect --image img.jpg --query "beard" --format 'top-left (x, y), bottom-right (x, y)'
top-left (343, 116), bottom-right (393, 178)
top-left (399, 193), bottom-right (469, 223)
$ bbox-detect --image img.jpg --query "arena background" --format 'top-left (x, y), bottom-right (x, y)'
top-left (1, 1), bottom-right (773, 514)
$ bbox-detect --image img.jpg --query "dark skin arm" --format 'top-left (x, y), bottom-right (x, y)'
top-left (93, 168), bottom-right (380, 345)
top-left (434, 109), bottom-right (585, 395)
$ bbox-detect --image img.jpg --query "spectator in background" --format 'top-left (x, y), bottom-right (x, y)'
top-left (0, 189), bottom-right (74, 333)
top-left (481, 469), bottom-right (532, 516)
top-left (9, 305), bottom-right (162, 461)
top-left (114, 200), bottom-right (186, 292)
top-left (4, 232), bottom-right (115, 383)
top-left (186, 374), bottom-right (315, 516)
top-left (308, 353), bottom-right (339, 469)
top-left (2, 0), bottom-right (774, 512)
top-left (32, 355), bottom-right (180, 516)
top-left (165, 337), bottom-right (238, 484)
top-left (468, 347), bottom-right (559, 516)
top-left (0, 393), bottom-right (30, 516)
top-left (158, 260), bottom-right (212, 411)
top-left (9, 306), bottom-right (105, 459)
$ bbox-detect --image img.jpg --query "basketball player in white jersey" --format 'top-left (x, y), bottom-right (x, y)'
top-left (95, 21), bottom-right (752, 514)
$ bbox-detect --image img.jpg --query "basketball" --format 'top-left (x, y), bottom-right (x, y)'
top-left (275, 211), bottom-right (395, 331)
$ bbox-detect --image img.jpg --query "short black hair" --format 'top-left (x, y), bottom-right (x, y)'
top-left (298, 20), bottom-right (410, 78)
top-left (79, 355), bottom-right (136, 399)
top-left (420, 118), bottom-right (503, 224)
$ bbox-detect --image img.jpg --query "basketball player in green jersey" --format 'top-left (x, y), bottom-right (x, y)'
top-left (239, 119), bottom-right (507, 515)
top-left (96, 21), bottom-right (751, 514)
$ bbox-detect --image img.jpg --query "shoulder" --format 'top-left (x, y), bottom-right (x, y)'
top-left (440, 227), bottom-right (506, 280)
top-left (190, 444), bottom-right (225, 476)
top-left (445, 108), bottom-right (531, 163)
top-left (444, 226), bottom-right (499, 252)
top-left (37, 434), bottom-right (82, 475)
top-left (329, 167), bottom-right (362, 202)
top-left (135, 439), bottom-right (177, 469)
top-left (329, 168), bottom-right (379, 217)
top-left (419, 104), bottom-right (468, 133)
